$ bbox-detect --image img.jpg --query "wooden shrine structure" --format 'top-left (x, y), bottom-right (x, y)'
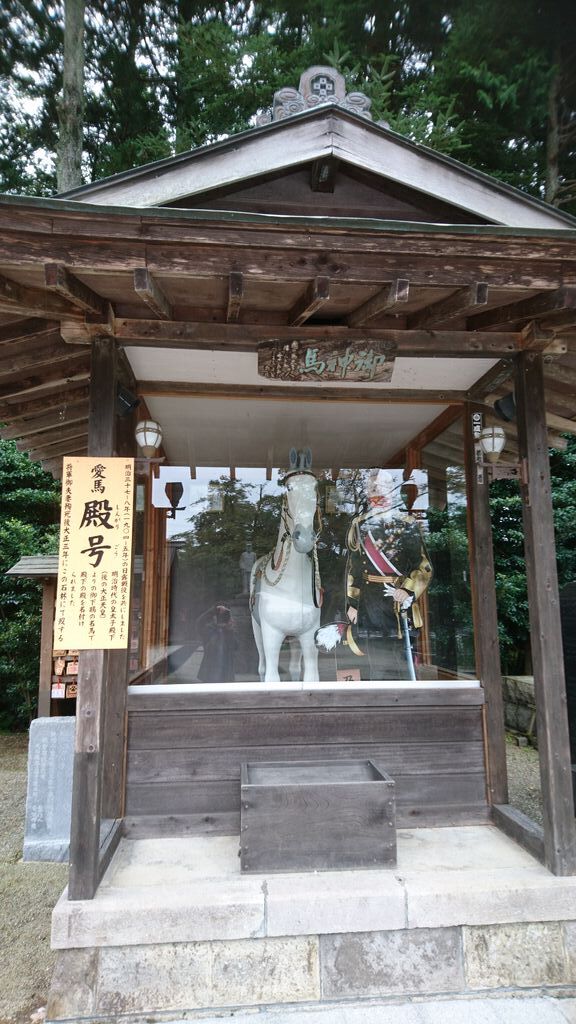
top-left (2, 68), bottom-right (576, 901)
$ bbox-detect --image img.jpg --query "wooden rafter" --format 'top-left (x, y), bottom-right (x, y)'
top-left (0, 334), bottom-right (87, 380)
top-left (2, 403), bottom-right (89, 440)
top-left (409, 283), bottom-right (489, 329)
top-left (116, 319), bottom-right (520, 357)
top-left (289, 277), bottom-right (330, 326)
top-left (468, 286), bottom-right (576, 332)
top-left (0, 271), bottom-right (81, 319)
top-left (133, 268), bottom-right (172, 320)
top-left (15, 419), bottom-right (89, 452)
top-left (0, 318), bottom-right (58, 344)
top-left (347, 279), bottom-right (410, 327)
top-left (0, 383), bottom-right (90, 423)
top-left (137, 379), bottom-right (465, 404)
top-left (29, 431), bottom-right (89, 459)
top-left (386, 406), bottom-right (464, 466)
top-left (0, 364), bottom-right (90, 403)
top-left (226, 272), bottom-right (243, 322)
top-left (44, 263), bottom-right (106, 315)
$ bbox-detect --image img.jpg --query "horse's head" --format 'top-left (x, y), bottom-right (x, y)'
top-left (284, 471), bottom-right (318, 553)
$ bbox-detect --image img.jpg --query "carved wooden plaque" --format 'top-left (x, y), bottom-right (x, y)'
top-left (258, 340), bottom-right (395, 383)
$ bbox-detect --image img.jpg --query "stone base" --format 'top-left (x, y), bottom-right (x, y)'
top-left (46, 827), bottom-right (576, 1022)
top-left (47, 923), bottom-right (576, 1022)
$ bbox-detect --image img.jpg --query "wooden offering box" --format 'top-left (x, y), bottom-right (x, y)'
top-left (240, 759), bottom-right (396, 873)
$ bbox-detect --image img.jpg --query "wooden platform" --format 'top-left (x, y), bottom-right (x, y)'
top-left (124, 686), bottom-right (488, 838)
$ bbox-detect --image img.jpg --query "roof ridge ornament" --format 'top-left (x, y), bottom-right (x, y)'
top-left (256, 65), bottom-right (372, 125)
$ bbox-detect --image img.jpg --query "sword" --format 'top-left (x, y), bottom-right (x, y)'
top-left (401, 610), bottom-right (417, 681)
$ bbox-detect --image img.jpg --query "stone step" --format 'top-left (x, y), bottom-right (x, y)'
top-left (165, 996), bottom-right (576, 1024)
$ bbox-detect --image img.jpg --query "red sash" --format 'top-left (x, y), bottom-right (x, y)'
top-left (363, 530), bottom-right (402, 577)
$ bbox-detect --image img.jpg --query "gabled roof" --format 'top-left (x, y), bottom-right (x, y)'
top-left (61, 104), bottom-right (576, 230)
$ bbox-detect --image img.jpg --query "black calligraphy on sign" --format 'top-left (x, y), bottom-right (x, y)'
top-left (90, 463), bottom-right (107, 494)
top-left (79, 498), bottom-right (114, 531)
top-left (80, 534), bottom-right (112, 568)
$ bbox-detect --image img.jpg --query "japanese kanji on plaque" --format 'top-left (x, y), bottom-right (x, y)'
top-left (54, 457), bottom-right (135, 650)
top-left (258, 339), bottom-right (395, 382)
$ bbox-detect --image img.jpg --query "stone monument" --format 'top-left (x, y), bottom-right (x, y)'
top-left (23, 716), bottom-right (75, 862)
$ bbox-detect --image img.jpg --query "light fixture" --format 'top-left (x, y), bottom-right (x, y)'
top-left (480, 425), bottom-right (507, 464)
top-left (134, 419), bottom-right (162, 458)
top-left (494, 392), bottom-right (516, 423)
top-left (116, 385), bottom-right (141, 418)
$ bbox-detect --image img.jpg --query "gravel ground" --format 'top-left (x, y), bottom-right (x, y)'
top-left (0, 731), bottom-right (544, 1024)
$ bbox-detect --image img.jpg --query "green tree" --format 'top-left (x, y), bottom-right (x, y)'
top-left (0, 441), bottom-right (60, 729)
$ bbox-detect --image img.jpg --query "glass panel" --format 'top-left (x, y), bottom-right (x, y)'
top-left (134, 402), bottom-right (475, 685)
top-left (422, 419), bottom-right (476, 679)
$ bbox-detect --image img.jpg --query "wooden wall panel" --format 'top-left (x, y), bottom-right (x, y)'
top-left (124, 689), bottom-right (487, 834)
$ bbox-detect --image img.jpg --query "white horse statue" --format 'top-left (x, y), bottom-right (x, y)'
top-left (251, 452), bottom-right (322, 683)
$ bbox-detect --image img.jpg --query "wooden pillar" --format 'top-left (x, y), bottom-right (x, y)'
top-left (101, 404), bottom-right (136, 821)
top-left (69, 337), bottom-right (117, 900)
top-left (515, 351), bottom-right (576, 875)
top-left (464, 403), bottom-right (508, 805)
top-left (38, 578), bottom-right (57, 717)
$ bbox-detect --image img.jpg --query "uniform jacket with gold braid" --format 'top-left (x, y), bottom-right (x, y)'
top-left (346, 507), bottom-right (433, 637)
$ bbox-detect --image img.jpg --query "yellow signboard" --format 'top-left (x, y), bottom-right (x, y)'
top-left (54, 457), bottom-right (134, 650)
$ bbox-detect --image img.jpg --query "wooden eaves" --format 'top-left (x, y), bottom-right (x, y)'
top-left (0, 194), bottom-right (575, 474)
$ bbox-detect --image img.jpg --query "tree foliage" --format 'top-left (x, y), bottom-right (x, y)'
top-left (0, 1), bottom-right (574, 209)
top-left (0, 442), bottom-right (60, 730)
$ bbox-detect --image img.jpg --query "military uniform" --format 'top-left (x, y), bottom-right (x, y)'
top-left (345, 507), bottom-right (432, 679)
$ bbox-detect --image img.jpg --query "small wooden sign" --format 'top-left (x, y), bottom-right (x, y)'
top-left (258, 340), bottom-right (395, 383)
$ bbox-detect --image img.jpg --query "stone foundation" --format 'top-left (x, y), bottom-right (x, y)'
top-left (47, 921), bottom-right (576, 1021)
top-left (46, 829), bottom-right (576, 1022)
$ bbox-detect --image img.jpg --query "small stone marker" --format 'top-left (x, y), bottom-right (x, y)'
top-left (23, 716), bottom-right (75, 862)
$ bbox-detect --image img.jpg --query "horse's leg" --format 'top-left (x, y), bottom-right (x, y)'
top-left (251, 615), bottom-right (266, 682)
top-left (288, 637), bottom-right (302, 681)
top-left (299, 628), bottom-right (320, 683)
top-left (262, 624), bottom-right (284, 684)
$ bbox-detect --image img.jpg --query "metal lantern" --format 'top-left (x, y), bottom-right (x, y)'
top-left (134, 419), bottom-right (163, 458)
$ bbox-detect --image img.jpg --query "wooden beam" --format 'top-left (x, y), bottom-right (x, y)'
top-left (0, 318), bottom-right (57, 345)
top-left (409, 283), bottom-right (489, 329)
top-left (0, 271), bottom-right (81, 319)
top-left (289, 277), bottom-right (330, 326)
top-left (386, 407), bottom-right (463, 466)
top-left (38, 578), bottom-right (57, 718)
top-left (0, 335), bottom-right (88, 380)
top-left (0, 384), bottom-right (90, 423)
top-left (226, 272), bottom-right (243, 323)
top-left (117, 319), bottom-right (520, 357)
top-left (1, 404), bottom-right (89, 440)
top-left (69, 337), bottom-right (118, 901)
top-left (0, 361), bottom-right (90, 402)
top-left (137, 380), bottom-right (467, 404)
top-left (27, 427), bottom-right (89, 459)
top-left (347, 279), bottom-right (410, 327)
top-left (491, 805), bottom-right (545, 863)
top-left (16, 418), bottom-right (89, 451)
top-left (515, 351), bottom-right (576, 875)
top-left (133, 268), bottom-right (172, 320)
top-left (468, 286), bottom-right (576, 332)
top-left (44, 263), bottom-right (106, 315)
top-left (464, 403), bottom-right (508, 807)
top-left (467, 359), bottom-right (515, 398)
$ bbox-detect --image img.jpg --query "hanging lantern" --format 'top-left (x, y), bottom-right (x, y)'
top-left (480, 425), bottom-right (506, 464)
top-left (134, 419), bottom-right (163, 458)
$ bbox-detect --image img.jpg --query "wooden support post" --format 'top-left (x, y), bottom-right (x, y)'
top-left (38, 578), bottom-right (57, 718)
top-left (515, 351), bottom-right (576, 875)
top-left (464, 402), bottom-right (508, 806)
top-left (68, 337), bottom-right (117, 900)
